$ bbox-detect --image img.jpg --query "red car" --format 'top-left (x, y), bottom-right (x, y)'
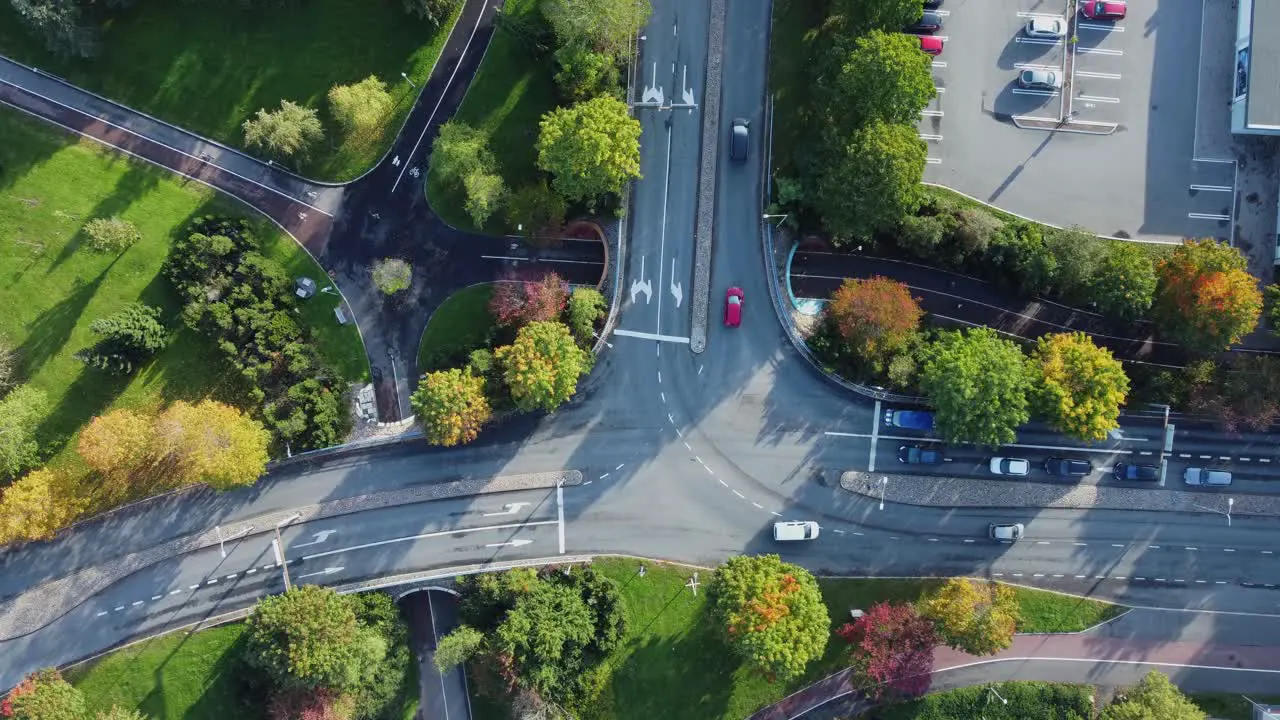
top-left (724, 287), bottom-right (744, 327)
top-left (919, 36), bottom-right (944, 56)
top-left (1081, 0), bottom-right (1125, 20)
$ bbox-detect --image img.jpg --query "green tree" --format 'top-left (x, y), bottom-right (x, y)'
top-left (243, 100), bottom-right (324, 161)
top-left (1092, 242), bottom-right (1157, 321)
top-left (896, 213), bottom-right (954, 260)
top-left (80, 303), bottom-right (168, 374)
top-left (3, 668), bottom-right (87, 720)
top-left (245, 586), bottom-right (363, 691)
top-left (919, 328), bottom-right (1031, 446)
top-left (536, 95), bottom-right (642, 204)
top-left (1032, 332), bottom-right (1129, 441)
top-left (834, 30), bottom-right (936, 130)
top-left (952, 207), bottom-right (1003, 259)
top-left (920, 579), bottom-right (1021, 656)
top-left (0, 385), bottom-right (48, 479)
top-left (1044, 227), bottom-right (1106, 303)
top-left (815, 121), bottom-right (925, 244)
top-left (411, 368), bottom-right (492, 446)
top-left (505, 182), bottom-right (567, 238)
top-left (827, 0), bottom-right (922, 35)
top-left (708, 554), bottom-right (830, 681)
top-left (495, 321), bottom-right (591, 412)
top-left (83, 216), bottom-right (141, 253)
top-left (0, 337), bottom-right (13, 394)
top-left (1101, 671), bottom-right (1206, 720)
top-left (566, 286), bottom-right (606, 343)
top-left (371, 258), bottom-right (413, 295)
top-left (495, 581), bottom-right (594, 700)
top-left (434, 625), bottom-right (486, 672)
top-left (431, 122), bottom-right (497, 181)
top-left (1264, 285), bottom-right (1280, 336)
top-left (327, 75), bottom-right (393, 134)
top-left (9, 0), bottom-right (97, 58)
top-left (95, 708), bottom-right (150, 720)
top-left (1153, 238), bottom-right (1263, 352)
top-left (540, 0), bottom-right (651, 58)
top-left (263, 377), bottom-right (351, 452)
top-left (984, 221), bottom-right (1057, 296)
top-left (402, 0), bottom-right (460, 27)
top-left (462, 169), bottom-right (507, 228)
top-left (554, 40), bottom-right (621, 101)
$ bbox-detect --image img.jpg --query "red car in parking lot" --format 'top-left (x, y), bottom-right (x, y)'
top-left (724, 287), bottom-right (744, 327)
top-left (919, 36), bottom-right (944, 56)
top-left (1081, 0), bottom-right (1126, 20)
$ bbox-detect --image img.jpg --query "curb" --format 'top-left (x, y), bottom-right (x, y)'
top-left (688, 0), bottom-right (728, 355)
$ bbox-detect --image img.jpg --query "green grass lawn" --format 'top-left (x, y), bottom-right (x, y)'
top-left (417, 283), bottom-right (498, 372)
top-left (0, 0), bottom-right (461, 181)
top-left (1188, 692), bottom-right (1280, 720)
top-left (470, 559), bottom-right (1123, 720)
top-left (65, 624), bottom-right (261, 720)
top-left (0, 105), bottom-right (367, 476)
top-left (767, 0), bottom-right (828, 182)
top-left (873, 681), bottom-right (1095, 720)
top-left (425, 0), bottom-right (558, 231)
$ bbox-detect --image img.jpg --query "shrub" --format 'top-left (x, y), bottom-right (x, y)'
top-left (371, 258), bottom-right (413, 295)
top-left (505, 182), bottom-right (567, 238)
top-left (951, 207), bottom-right (1002, 259)
top-left (402, 0), bottom-right (461, 27)
top-left (553, 41), bottom-right (621, 101)
top-left (565, 286), bottom-right (606, 343)
top-left (2, 668), bottom-right (87, 720)
top-left (327, 76), bottom-right (393, 135)
top-left (1044, 226), bottom-right (1106, 304)
top-left (83, 217), bottom-right (141, 253)
top-left (896, 213), bottom-right (953, 260)
top-left (79, 303), bottom-right (168, 374)
top-left (243, 100), bottom-right (324, 161)
top-left (410, 368), bottom-right (491, 446)
top-left (490, 273), bottom-right (570, 328)
top-left (0, 385), bottom-right (47, 479)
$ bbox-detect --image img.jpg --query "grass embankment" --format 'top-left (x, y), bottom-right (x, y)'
top-left (767, 0), bottom-right (829, 180)
top-left (0, 106), bottom-right (367, 474)
top-left (417, 283), bottom-right (497, 373)
top-left (0, 0), bottom-right (460, 181)
top-left (470, 559), bottom-right (1121, 720)
top-left (1188, 693), bottom-right (1280, 720)
top-left (425, 0), bottom-right (558, 230)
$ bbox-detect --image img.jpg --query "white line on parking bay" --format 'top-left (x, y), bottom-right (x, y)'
top-left (1188, 212), bottom-right (1231, 220)
top-left (1078, 22), bottom-right (1124, 32)
top-left (921, 110), bottom-right (944, 117)
top-left (1076, 71), bottom-right (1121, 80)
top-left (1015, 37), bottom-right (1063, 46)
top-left (1190, 184), bottom-right (1232, 192)
top-left (1012, 89), bottom-right (1059, 98)
top-left (919, 133), bottom-right (943, 142)
top-left (926, 158), bottom-right (943, 165)
top-left (1077, 47), bottom-right (1123, 56)
top-left (932, 61), bottom-right (947, 68)
top-left (1078, 95), bottom-right (1120, 104)
top-left (1015, 62), bottom-right (1060, 71)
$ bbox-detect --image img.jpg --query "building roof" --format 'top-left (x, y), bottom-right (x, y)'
top-left (1247, 0), bottom-right (1280, 129)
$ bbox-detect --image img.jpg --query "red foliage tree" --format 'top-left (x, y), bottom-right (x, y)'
top-left (1153, 239), bottom-right (1262, 351)
top-left (837, 601), bottom-right (937, 700)
top-left (268, 687), bottom-right (354, 720)
top-left (826, 277), bottom-right (923, 361)
top-left (488, 272), bottom-right (570, 328)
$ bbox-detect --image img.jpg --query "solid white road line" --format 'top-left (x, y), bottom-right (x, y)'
top-left (611, 328), bottom-right (691, 343)
top-left (479, 254), bottom-right (602, 265)
top-left (655, 122), bottom-right (674, 336)
top-left (823, 430), bottom-right (1133, 455)
top-left (302, 520), bottom-right (559, 561)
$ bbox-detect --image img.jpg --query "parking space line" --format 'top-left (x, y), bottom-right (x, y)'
top-left (934, 35), bottom-right (949, 42)
top-left (1012, 89), bottom-right (1059, 98)
top-left (1017, 11), bottom-right (1066, 18)
top-left (1076, 71), bottom-right (1122, 80)
top-left (1015, 37), bottom-right (1063, 47)
top-left (932, 61), bottom-right (947, 68)
top-left (1078, 95), bottom-right (1120, 104)
top-left (921, 110), bottom-right (944, 117)
top-left (1016, 63), bottom-right (1061, 71)
top-left (919, 133), bottom-right (943, 142)
top-left (1078, 22), bottom-right (1124, 32)
top-left (1188, 212), bottom-right (1231, 220)
top-left (1190, 184), bottom-right (1233, 192)
top-left (934, 10), bottom-right (949, 16)
top-left (1077, 47), bottom-right (1123, 56)
top-left (926, 157), bottom-right (943, 165)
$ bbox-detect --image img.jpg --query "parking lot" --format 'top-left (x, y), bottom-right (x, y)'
top-left (916, 0), bottom-right (1236, 243)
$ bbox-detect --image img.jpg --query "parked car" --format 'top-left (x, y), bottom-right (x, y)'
top-left (923, 0), bottom-right (943, 8)
top-left (773, 521), bottom-right (820, 541)
top-left (989, 523), bottom-right (1024, 543)
top-left (1044, 457), bottom-right (1093, 477)
top-left (1114, 463), bottom-right (1160, 481)
top-left (919, 36), bottom-right (944, 56)
top-left (1018, 68), bottom-right (1062, 90)
top-left (1081, 0), bottom-right (1126, 20)
top-left (1024, 15), bottom-right (1067, 38)
top-left (729, 118), bottom-right (750, 162)
top-left (724, 287), bottom-right (744, 327)
top-left (898, 445), bottom-right (944, 465)
top-left (990, 457), bottom-right (1030, 476)
top-left (883, 409), bottom-right (935, 430)
top-left (1184, 467), bottom-right (1232, 486)
top-left (906, 11), bottom-right (944, 32)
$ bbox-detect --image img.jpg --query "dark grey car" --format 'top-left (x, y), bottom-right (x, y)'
top-left (730, 118), bottom-right (749, 162)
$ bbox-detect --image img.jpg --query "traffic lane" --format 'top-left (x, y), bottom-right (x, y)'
top-left (923, 660), bottom-right (1280, 696)
top-left (414, 591), bottom-right (471, 720)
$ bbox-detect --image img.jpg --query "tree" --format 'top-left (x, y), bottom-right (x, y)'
top-left (371, 258), bottom-right (412, 295)
top-left (951, 207), bottom-right (1003, 258)
top-left (836, 602), bottom-right (936, 699)
top-left (0, 385), bottom-right (48, 479)
top-left (95, 708), bottom-right (151, 720)
top-left (826, 277), bottom-right (923, 367)
top-left (77, 408), bottom-right (156, 479)
top-left (815, 121), bottom-right (925, 244)
top-left (1101, 670), bottom-right (1206, 720)
top-left (434, 625), bottom-right (486, 672)
top-left (264, 378), bottom-right (351, 452)
top-left (0, 468), bottom-right (85, 545)
top-left (490, 272), bottom-right (571, 328)
top-left (1044, 227), bottom-right (1106, 303)
top-left (431, 122), bottom-right (497, 181)
top-left (984, 221), bottom-right (1057, 296)
top-left (1031, 332), bottom-right (1129, 441)
top-left (153, 400), bottom-right (271, 491)
top-left (2, 668), bottom-right (87, 720)
top-left (462, 169), bottom-right (507, 228)
top-left (494, 581), bottom-right (595, 699)
top-left (495, 321), bottom-right (591, 413)
top-left (9, 0), bottom-right (97, 58)
top-left (80, 303), bottom-right (168, 374)
top-left (0, 337), bottom-right (13, 394)
top-left (243, 100), bottom-right (324, 161)
top-left (402, 0), bottom-right (460, 27)
top-left (1265, 284), bottom-right (1280, 337)
top-left (83, 216), bottom-right (141, 253)
top-left (834, 30), bottom-right (936, 130)
top-left (327, 76), bottom-right (393, 134)
top-left (536, 95), bottom-right (641, 203)
top-left (919, 328), bottom-right (1031, 446)
top-left (411, 369), bottom-right (491, 446)
top-left (505, 182), bottom-right (567, 238)
top-left (1152, 238), bottom-right (1263, 351)
top-left (245, 586), bottom-right (363, 691)
top-left (553, 40), bottom-right (621, 101)
top-left (920, 579), bottom-right (1020, 656)
top-left (1091, 242), bottom-right (1157, 321)
top-left (540, 0), bottom-right (652, 58)
top-left (565, 286), bottom-right (606, 343)
top-left (827, 0), bottom-right (921, 35)
top-left (708, 554), bottom-right (830, 681)
top-left (267, 687), bottom-right (357, 720)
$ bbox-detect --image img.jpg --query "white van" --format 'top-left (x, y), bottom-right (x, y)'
top-left (772, 521), bottom-right (820, 541)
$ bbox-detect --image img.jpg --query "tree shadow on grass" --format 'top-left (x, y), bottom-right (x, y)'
top-left (133, 625), bottom-right (268, 720)
top-left (16, 262), bottom-right (113, 382)
top-left (47, 163), bottom-right (163, 273)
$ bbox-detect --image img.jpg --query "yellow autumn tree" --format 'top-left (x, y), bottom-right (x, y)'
top-left (0, 468), bottom-right (87, 544)
top-left (920, 578), bottom-right (1020, 656)
top-left (154, 400), bottom-right (271, 491)
top-left (1032, 332), bottom-right (1130, 442)
top-left (77, 408), bottom-right (156, 479)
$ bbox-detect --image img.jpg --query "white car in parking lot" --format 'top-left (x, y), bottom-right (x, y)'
top-left (1024, 16), bottom-right (1066, 39)
top-left (1018, 69), bottom-right (1063, 90)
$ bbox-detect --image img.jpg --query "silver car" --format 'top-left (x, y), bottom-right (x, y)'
top-left (989, 523), bottom-right (1025, 543)
top-left (1184, 468), bottom-right (1232, 486)
top-left (1018, 69), bottom-right (1062, 90)
top-left (1024, 16), bottom-right (1066, 38)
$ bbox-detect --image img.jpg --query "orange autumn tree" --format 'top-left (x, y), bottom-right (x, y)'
top-left (1152, 239), bottom-right (1262, 352)
top-left (826, 276), bottom-right (923, 367)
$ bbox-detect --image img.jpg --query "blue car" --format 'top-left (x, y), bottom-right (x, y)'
top-left (883, 409), bottom-right (935, 430)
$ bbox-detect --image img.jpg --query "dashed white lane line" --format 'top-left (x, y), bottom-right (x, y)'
top-left (771, 511), bottom-right (782, 517)
top-left (1186, 547), bottom-right (1198, 551)
top-left (1200, 455), bottom-right (1212, 459)
top-left (675, 427), bottom-right (682, 438)
top-left (114, 606), bottom-right (125, 612)
top-left (732, 490), bottom-right (745, 499)
top-left (694, 455), bottom-right (703, 464)
top-left (1225, 548), bottom-right (1236, 552)
top-left (1134, 577), bottom-right (1145, 581)
top-left (1262, 458), bottom-right (1273, 463)
top-left (963, 539), bottom-right (975, 543)
top-left (1156, 578), bottom-right (1166, 582)
top-left (668, 413), bottom-right (675, 424)
top-left (224, 574), bottom-right (237, 580)
top-left (1179, 453), bottom-right (1191, 458)
top-left (752, 502), bottom-right (763, 509)
top-left (1036, 541), bottom-right (1050, 545)
top-left (853, 532), bottom-right (864, 536)
top-left (1112, 544), bottom-right (1124, 548)
top-left (1265, 551), bottom-right (1274, 554)
top-left (600, 472), bottom-right (610, 479)
top-left (189, 584), bottom-right (200, 590)
top-left (1219, 456), bottom-right (1231, 461)
top-left (1053, 574), bottom-right (1064, 578)
top-left (682, 442), bottom-right (691, 451)
top-left (151, 595), bottom-right (162, 601)
top-left (703, 465), bottom-right (714, 476)
top-left (1216, 581), bottom-right (1227, 584)
top-left (660, 392), bottom-right (665, 403)
top-left (616, 463), bottom-right (624, 470)
top-left (657, 371), bottom-right (662, 383)
top-left (928, 538), bottom-right (939, 542)
top-left (97, 611), bottom-right (109, 617)
top-left (1114, 576), bottom-right (1126, 580)
top-left (1033, 573), bottom-right (1044, 577)
top-left (1076, 575), bottom-right (1086, 579)
top-left (1012, 573), bottom-right (1023, 577)
top-left (1196, 580), bottom-right (1207, 584)
top-left (206, 579), bottom-right (218, 585)
top-left (1139, 451), bottom-right (1153, 455)
top-left (261, 565), bottom-right (275, 571)
top-left (718, 479), bottom-right (728, 487)
top-left (1148, 545), bottom-right (1160, 549)
top-left (833, 528), bottom-right (846, 534)
top-left (132, 601), bottom-right (144, 607)
top-left (1241, 457), bottom-right (1251, 462)
top-left (1074, 542), bottom-right (1087, 547)
top-left (170, 589), bottom-right (183, 595)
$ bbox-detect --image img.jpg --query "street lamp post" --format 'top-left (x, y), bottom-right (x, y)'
top-left (762, 213), bottom-right (790, 225)
top-left (400, 71), bottom-right (416, 89)
top-left (1192, 498), bottom-right (1234, 526)
top-left (214, 524), bottom-right (254, 559)
top-left (879, 476), bottom-right (888, 511)
top-left (987, 686), bottom-right (1008, 705)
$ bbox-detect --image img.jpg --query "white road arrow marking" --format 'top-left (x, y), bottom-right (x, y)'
top-left (292, 530), bottom-right (338, 548)
top-left (680, 65), bottom-right (696, 107)
top-left (641, 63), bottom-right (664, 105)
top-left (486, 539), bottom-right (534, 548)
top-left (297, 567), bottom-right (344, 579)
top-left (630, 255), bottom-right (652, 304)
top-left (482, 502), bottom-right (531, 517)
top-left (669, 258), bottom-right (683, 308)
